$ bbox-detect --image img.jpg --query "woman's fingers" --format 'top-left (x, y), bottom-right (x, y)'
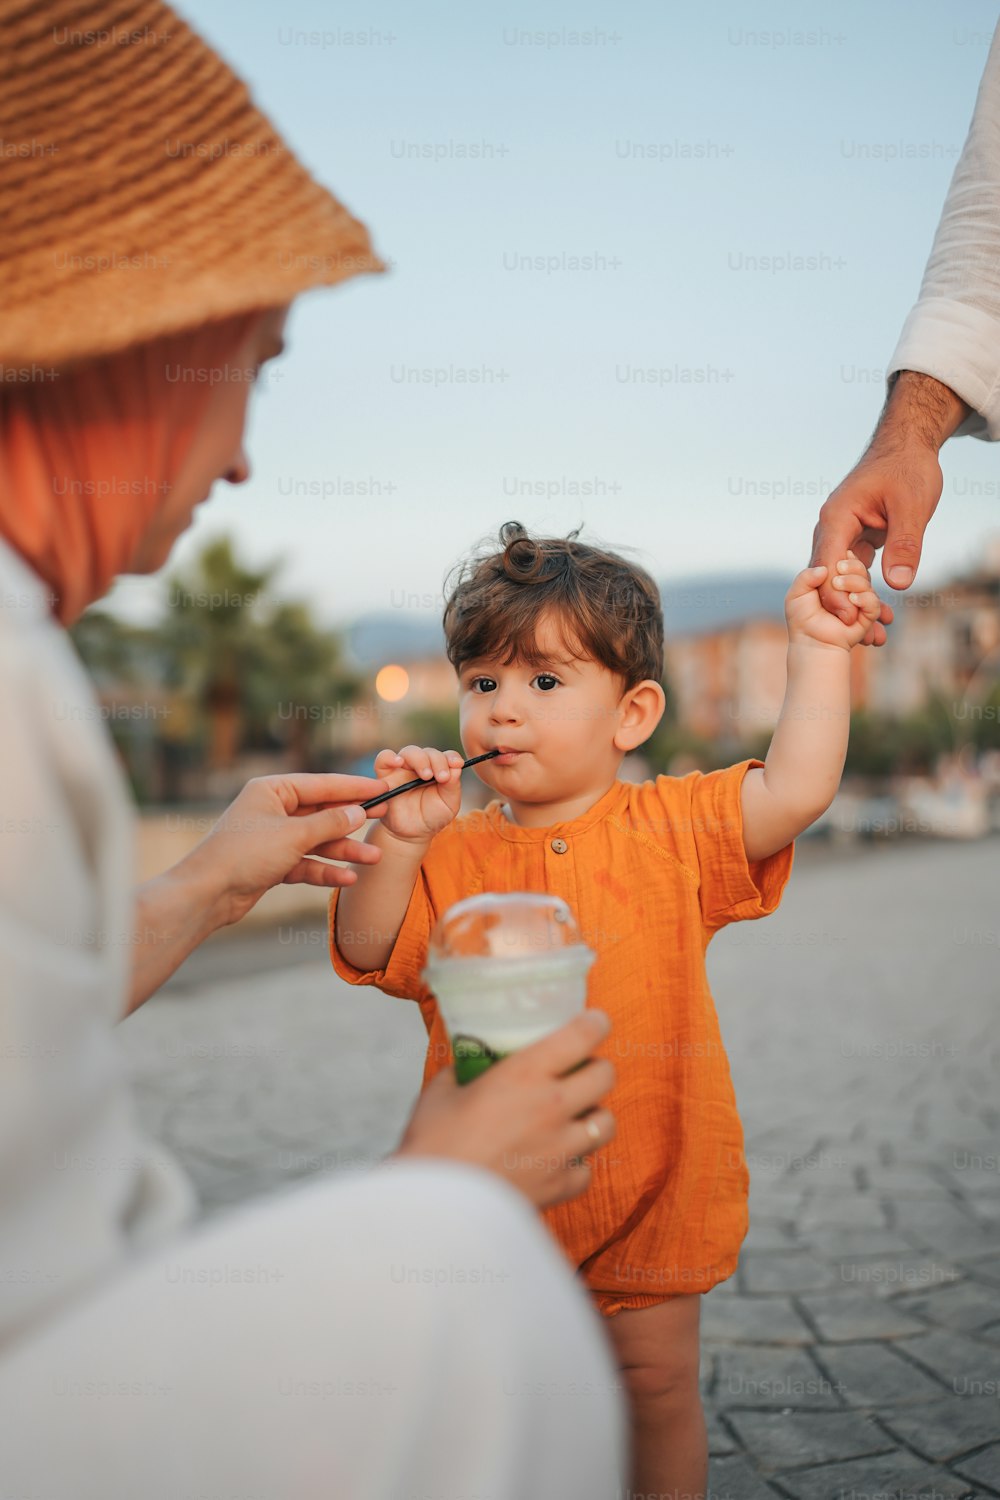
top-left (290, 860), bottom-right (361, 888)
top-left (544, 1161), bottom-right (593, 1207)
top-left (272, 772), bottom-right (389, 811)
top-left (299, 803), bottom-right (366, 849)
top-left (556, 1056), bottom-right (617, 1118)
top-left (306, 836), bottom-right (382, 865)
top-left (391, 1009), bottom-right (618, 1212)
top-left (571, 1106), bottom-right (616, 1157)
top-left (505, 1009), bottom-right (612, 1084)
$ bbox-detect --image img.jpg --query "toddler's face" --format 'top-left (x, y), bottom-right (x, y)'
top-left (457, 612), bottom-right (627, 804)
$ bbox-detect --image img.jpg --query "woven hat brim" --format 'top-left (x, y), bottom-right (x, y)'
top-left (0, 0), bottom-right (387, 367)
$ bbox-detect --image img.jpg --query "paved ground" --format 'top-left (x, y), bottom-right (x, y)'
top-left (120, 836), bottom-right (1000, 1499)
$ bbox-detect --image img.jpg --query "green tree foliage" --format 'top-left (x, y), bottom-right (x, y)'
top-left (160, 537), bottom-right (363, 770)
top-left (71, 536), bottom-right (361, 797)
top-left (844, 699), bottom-right (956, 778)
top-left (399, 705), bottom-right (462, 753)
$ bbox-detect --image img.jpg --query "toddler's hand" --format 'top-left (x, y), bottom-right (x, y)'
top-left (786, 552), bottom-right (883, 651)
top-left (371, 744), bottom-right (465, 843)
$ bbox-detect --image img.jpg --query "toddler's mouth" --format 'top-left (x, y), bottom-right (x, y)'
top-left (492, 746), bottom-right (526, 764)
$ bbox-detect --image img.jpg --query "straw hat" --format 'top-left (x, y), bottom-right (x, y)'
top-left (0, 0), bottom-right (385, 368)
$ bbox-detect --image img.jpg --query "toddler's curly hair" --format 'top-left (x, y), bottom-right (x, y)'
top-left (442, 521), bottom-right (664, 690)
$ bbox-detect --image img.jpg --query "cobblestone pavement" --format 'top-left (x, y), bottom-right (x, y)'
top-left (120, 837), bottom-right (1000, 1499)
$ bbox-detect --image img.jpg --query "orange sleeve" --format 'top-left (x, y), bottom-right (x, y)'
top-left (328, 873), bottom-right (437, 1005)
top-left (647, 758), bottom-right (794, 930)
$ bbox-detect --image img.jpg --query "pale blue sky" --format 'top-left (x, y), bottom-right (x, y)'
top-left (109, 0), bottom-right (1000, 628)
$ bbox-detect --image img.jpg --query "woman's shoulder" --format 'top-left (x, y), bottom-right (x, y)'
top-left (0, 539), bottom-right (133, 864)
top-left (0, 540), bottom-right (56, 644)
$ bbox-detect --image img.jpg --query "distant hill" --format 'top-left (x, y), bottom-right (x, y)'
top-left (346, 612), bottom-right (447, 667)
top-left (345, 572), bottom-right (789, 667)
top-left (659, 572), bottom-right (788, 638)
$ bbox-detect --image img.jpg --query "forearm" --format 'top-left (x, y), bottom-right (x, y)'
top-left (884, 26), bottom-right (1000, 437)
top-left (746, 643), bottom-right (852, 858)
top-left (335, 824), bottom-right (430, 971)
top-left (871, 370), bottom-right (968, 456)
top-left (126, 849), bottom-right (234, 1018)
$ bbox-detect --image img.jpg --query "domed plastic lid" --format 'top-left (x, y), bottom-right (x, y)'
top-left (428, 891), bottom-right (584, 962)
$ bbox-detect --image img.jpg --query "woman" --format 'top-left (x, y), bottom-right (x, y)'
top-left (0, 3), bottom-right (624, 1494)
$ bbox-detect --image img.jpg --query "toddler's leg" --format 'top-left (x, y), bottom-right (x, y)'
top-left (605, 1294), bottom-right (706, 1500)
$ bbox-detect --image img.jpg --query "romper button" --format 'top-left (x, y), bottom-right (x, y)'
top-left (550, 838), bottom-right (568, 854)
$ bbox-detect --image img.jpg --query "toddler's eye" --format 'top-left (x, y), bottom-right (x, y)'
top-left (532, 674), bottom-right (560, 692)
top-left (470, 676), bottom-right (497, 694)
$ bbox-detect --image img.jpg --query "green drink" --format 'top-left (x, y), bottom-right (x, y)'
top-left (423, 893), bottom-right (596, 1084)
top-left (451, 1035), bottom-right (508, 1085)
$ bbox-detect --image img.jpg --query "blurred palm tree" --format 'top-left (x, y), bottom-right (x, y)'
top-left (161, 538), bottom-right (274, 769)
top-left (161, 536), bottom-right (361, 771)
top-left (71, 607), bottom-right (153, 682)
top-left (72, 537), bottom-right (362, 792)
top-left (260, 597), bottom-right (363, 769)
top-left (70, 609), bottom-right (167, 800)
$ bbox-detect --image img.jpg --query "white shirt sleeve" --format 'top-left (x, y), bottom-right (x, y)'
top-left (888, 21), bottom-right (1000, 439)
top-left (0, 542), bottom-right (194, 1348)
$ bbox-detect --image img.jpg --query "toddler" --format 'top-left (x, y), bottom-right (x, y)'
top-left (331, 521), bottom-right (880, 1497)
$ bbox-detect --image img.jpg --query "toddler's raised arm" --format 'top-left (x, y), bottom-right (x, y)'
top-left (740, 554), bottom-right (880, 862)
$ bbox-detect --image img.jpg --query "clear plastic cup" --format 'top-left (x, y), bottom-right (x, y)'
top-left (422, 892), bottom-right (596, 1083)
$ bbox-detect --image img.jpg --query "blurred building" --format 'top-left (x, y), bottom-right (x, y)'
top-left (663, 581), bottom-right (869, 740)
top-left (666, 617), bottom-right (795, 742)
top-left (664, 543), bottom-right (1000, 738)
top-left (326, 655), bottom-right (457, 759)
top-left (86, 543), bottom-right (1000, 801)
top-left (869, 538), bottom-right (1000, 717)
top-left (338, 549), bottom-right (1000, 751)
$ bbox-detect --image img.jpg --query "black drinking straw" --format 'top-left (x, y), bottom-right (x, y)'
top-left (359, 749), bottom-right (501, 810)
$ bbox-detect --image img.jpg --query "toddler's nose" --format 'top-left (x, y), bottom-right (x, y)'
top-left (489, 691), bottom-right (523, 725)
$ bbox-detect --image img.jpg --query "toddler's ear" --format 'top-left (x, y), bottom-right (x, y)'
top-left (614, 680), bottom-right (666, 752)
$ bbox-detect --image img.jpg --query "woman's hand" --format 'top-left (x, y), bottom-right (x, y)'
top-left (127, 771), bottom-right (393, 1014)
top-left (391, 1010), bottom-right (617, 1210)
top-left (182, 771), bottom-right (391, 928)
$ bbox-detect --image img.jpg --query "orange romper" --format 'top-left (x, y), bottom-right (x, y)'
top-left (329, 759), bottom-right (794, 1318)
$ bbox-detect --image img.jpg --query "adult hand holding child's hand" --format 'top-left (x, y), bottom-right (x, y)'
top-left (787, 553), bottom-right (883, 651)
top-left (809, 370), bottom-right (969, 645)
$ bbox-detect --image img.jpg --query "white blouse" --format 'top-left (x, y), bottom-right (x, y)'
top-left (889, 21), bottom-right (1000, 439)
top-left (0, 538), bottom-right (194, 1349)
